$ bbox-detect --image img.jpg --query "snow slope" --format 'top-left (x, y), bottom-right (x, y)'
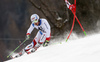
top-left (5, 33), bottom-right (100, 62)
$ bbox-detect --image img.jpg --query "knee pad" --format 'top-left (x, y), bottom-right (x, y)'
top-left (33, 39), bottom-right (37, 47)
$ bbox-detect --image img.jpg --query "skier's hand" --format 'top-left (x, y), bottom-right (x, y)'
top-left (26, 33), bottom-right (30, 40)
top-left (26, 35), bottom-right (30, 40)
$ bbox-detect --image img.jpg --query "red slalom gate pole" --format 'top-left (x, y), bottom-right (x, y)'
top-left (66, 0), bottom-right (76, 41)
top-left (66, 13), bottom-right (75, 41)
top-left (66, 0), bottom-right (87, 42)
top-left (74, 0), bottom-right (76, 4)
top-left (71, 9), bottom-right (87, 36)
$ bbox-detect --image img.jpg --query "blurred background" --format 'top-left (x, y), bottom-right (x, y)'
top-left (0, 0), bottom-right (100, 61)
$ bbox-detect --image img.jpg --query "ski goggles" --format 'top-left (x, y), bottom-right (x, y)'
top-left (32, 19), bottom-right (38, 23)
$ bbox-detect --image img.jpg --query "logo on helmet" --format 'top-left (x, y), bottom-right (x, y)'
top-left (32, 17), bottom-right (35, 20)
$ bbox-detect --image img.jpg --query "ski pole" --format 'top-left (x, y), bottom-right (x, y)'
top-left (7, 39), bottom-right (27, 58)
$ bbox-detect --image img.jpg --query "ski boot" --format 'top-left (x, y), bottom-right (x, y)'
top-left (25, 43), bottom-right (41, 54)
top-left (10, 49), bottom-right (25, 59)
top-left (43, 40), bottom-right (49, 47)
top-left (25, 48), bottom-right (36, 54)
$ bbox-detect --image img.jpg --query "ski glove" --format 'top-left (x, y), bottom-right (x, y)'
top-left (26, 35), bottom-right (30, 40)
top-left (26, 33), bottom-right (30, 40)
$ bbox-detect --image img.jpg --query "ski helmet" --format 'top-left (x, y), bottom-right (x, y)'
top-left (30, 14), bottom-right (39, 23)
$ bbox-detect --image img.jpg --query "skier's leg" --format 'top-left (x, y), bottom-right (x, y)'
top-left (31, 33), bottom-right (46, 52)
top-left (24, 39), bottom-right (37, 54)
top-left (43, 33), bottom-right (51, 47)
top-left (24, 31), bottom-right (42, 53)
top-left (31, 31), bottom-right (43, 51)
top-left (38, 33), bottom-right (46, 44)
top-left (43, 37), bottom-right (51, 47)
top-left (31, 31), bottom-right (49, 51)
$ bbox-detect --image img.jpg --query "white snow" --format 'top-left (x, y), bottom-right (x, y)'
top-left (5, 33), bottom-right (100, 62)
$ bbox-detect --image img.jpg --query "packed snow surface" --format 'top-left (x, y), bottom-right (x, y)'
top-left (5, 33), bottom-right (100, 62)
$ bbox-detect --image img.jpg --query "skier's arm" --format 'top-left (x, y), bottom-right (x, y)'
top-left (26, 24), bottom-right (34, 40)
top-left (43, 19), bottom-right (50, 35)
top-left (26, 24), bottom-right (34, 35)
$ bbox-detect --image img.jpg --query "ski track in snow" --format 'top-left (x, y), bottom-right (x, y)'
top-left (5, 33), bottom-right (100, 62)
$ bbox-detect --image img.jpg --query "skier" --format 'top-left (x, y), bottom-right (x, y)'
top-left (25, 14), bottom-right (51, 53)
top-left (12, 14), bottom-right (51, 58)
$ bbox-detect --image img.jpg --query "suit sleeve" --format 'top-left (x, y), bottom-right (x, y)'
top-left (43, 19), bottom-right (51, 34)
top-left (26, 24), bottom-right (34, 35)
